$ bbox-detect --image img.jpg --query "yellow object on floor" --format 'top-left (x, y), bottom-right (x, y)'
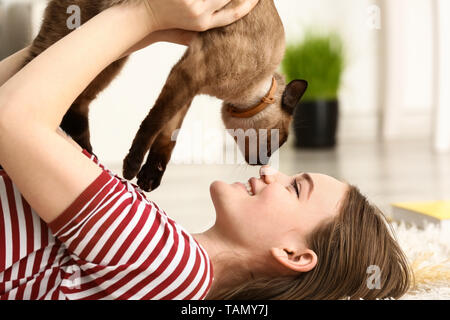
top-left (391, 201), bottom-right (450, 229)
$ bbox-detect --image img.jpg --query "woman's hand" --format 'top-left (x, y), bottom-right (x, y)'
top-left (121, 0), bottom-right (260, 59)
top-left (144, 0), bottom-right (260, 32)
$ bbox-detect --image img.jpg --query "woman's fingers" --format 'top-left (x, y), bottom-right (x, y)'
top-left (209, 0), bottom-right (259, 29)
top-left (143, 0), bottom-right (259, 32)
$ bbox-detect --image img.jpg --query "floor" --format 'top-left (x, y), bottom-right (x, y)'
top-left (109, 138), bottom-right (450, 234)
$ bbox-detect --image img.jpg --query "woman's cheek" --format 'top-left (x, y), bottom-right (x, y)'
top-left (259, 185), bottom-right (287, 205)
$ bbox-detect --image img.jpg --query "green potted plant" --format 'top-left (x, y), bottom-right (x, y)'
top-left (282, 31), bottom-right (345, 148)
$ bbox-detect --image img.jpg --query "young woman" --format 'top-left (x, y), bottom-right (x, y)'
top-left (0, 0), bottom-right (412, 300)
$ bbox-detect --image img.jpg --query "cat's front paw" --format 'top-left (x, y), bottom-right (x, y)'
top-left (123, 154), bottom-right (142, 181)
top-left (136, 154), bottom-right (168, 192)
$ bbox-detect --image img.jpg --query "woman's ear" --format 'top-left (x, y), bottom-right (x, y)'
top-left (270, 247), bottom-right (318, 273)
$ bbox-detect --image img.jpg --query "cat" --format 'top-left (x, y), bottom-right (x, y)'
top-left (23, 0), bottom-right (308, 192)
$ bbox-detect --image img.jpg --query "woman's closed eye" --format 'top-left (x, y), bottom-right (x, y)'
top-left (291, 179), bottom-right (301, 198)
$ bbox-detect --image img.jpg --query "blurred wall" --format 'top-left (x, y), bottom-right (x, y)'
top-left (278, 0), bottom-right (381, 141)
top-left (0, 0), bottom-right (438, 164)
top-left (0, 0), bottom-right (32, 57)
top-left (379, 0), bottom-right (434, 141)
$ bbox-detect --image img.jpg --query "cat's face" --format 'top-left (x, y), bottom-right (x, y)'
top-left (223, 79), bottom-right (308, 165)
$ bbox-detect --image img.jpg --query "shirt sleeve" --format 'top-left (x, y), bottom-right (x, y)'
top-left (47, 149), bottom-right (156, 266)
top-left (47, 149), bottom-right (213, 300)
top-left (80, 149), bottom-right (146, 195)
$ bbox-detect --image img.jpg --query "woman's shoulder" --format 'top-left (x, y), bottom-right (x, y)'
top-left (63, 150), bottom-right (215, 299)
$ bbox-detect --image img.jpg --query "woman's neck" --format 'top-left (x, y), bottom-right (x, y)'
top-left (193, 228), bottom-right (254, 299)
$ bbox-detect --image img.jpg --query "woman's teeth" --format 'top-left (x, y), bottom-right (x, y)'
top-left (245, 182), bottom-right (254, 196)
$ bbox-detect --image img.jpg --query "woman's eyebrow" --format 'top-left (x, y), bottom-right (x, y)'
top-left (300, 173), bottom-right (314, 199)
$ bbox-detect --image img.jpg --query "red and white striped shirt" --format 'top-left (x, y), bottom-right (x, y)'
top-left (0, 150), bottom-right (213, 300)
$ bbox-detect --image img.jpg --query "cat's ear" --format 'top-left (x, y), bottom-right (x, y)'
top-left (282, 80), bottom-right (308, 115)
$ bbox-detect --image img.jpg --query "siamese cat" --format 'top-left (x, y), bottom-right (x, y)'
top-left (23, 0), bottom-right (308, 191)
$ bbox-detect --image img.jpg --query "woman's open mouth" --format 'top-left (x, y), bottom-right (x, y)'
top-left (235, 180), bottom-right (255, 196)
top-left (244, 181), bottom-right (254, 196)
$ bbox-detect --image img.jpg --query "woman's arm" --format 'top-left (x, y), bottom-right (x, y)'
top-left (0, 4), bottom-right (153, 130)
top-left (0, 3), bottom-right (148, 223)
top-left (0, 33), bottom-right (192, 149)
top-left (0, 46), bottom-right (84, 150)
top-left (0, 0), bottom-right (258, 224)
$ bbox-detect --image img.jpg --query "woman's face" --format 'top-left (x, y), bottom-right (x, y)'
top-left (209, 166), bottom-right (349, 265)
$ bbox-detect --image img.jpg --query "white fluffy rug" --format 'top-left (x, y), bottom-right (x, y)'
top-left (391, 222), bottom-right (450, 300)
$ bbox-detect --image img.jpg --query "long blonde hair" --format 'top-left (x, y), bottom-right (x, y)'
top-left (208, 185), bottom-right (413, 300)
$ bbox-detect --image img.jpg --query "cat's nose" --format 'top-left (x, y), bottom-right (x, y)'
top-left (260, 165), bottom-right (278, 177)
top-left (245, 156), bottom-right (271, 166)
top-left (256, 158), bottom-right (270, 166)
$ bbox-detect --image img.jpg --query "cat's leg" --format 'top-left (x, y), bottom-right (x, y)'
top-left (123, 56), bottom-right (199, 181)
top-left (59, 57), bottom-right (128, 152)
top-left (60, 97), bottom-right (93, 152)
top-left (135, 99), bottom-right (192, 192)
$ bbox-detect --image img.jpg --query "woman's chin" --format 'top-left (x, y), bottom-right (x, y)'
top-left (210, 180), bottom-right (245, 202)
top-left (210, 180), bottom-right (226, 199)
top-left (210, 181), bottom-right (251, 209)
top-left (210, 180), bottom-right (225, 190)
